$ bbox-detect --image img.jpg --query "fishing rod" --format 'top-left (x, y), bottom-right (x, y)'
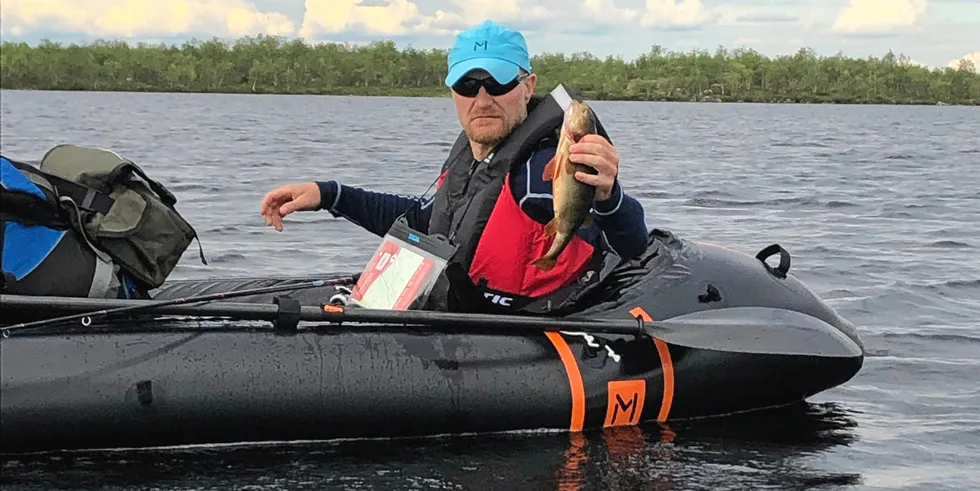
top-left (1, 276), bottom-right (355, 337)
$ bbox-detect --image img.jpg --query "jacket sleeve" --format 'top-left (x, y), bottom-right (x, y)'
top-left (592, 179), bottom-right (649, 260)
top-left (315, 180), bottom-right (433, 237)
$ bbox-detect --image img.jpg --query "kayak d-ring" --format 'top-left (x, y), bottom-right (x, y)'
top-left (755, 243), bottom-right (791, 279)
top-left (81, 316), bottom-right (92, 327)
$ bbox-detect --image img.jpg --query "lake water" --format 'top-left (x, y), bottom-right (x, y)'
top-left (1, 90), bottom-right (978, 490)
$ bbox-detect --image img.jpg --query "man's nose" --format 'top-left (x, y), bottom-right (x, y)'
top-left (474, 87), bottom-right (494, 104)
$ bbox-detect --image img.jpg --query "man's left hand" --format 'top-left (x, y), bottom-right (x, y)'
top-left (568, 134), bottom-right (618, 202)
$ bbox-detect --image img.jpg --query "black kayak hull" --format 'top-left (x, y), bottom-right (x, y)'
top-left (0, 229), bottom-right (865, 453)
top-left (0, 321), bottom-right (861, 454)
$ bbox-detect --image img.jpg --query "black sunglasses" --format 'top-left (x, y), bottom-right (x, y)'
top-left (452, 73), bottom-right (528, 97)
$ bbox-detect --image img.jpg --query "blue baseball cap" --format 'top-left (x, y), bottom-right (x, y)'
top-left (445, 20), bottom-right (532, 87)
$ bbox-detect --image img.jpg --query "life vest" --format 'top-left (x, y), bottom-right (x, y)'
top-left (424, 85), bottom-right (615, 314)
top-left (1, 145), bottom-right (204, 299)
top-left (1, 155), bottom-right (130, 298)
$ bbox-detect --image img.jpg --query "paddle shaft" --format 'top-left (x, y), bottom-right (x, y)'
top-left (1, 294), bottom-right (646, 336)
top-left (0, 277), bottom-right (354, 336)
top-left (313, 306), bottom-right (645, 334)
top-left (0, 293), bottom-right (863, 358)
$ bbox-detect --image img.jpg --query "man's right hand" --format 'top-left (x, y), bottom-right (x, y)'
top-left (260, 182), bottom-right (321, 231)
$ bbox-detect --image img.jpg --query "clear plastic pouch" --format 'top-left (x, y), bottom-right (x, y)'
top-left (348, 216), bottom-right (457, 310)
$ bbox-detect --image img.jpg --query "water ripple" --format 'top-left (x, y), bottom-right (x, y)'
top-left (2, 91), bottom-right (979, 491)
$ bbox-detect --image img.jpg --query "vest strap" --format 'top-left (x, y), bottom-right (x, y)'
top-left (87, 253), bottom-right (116, 298)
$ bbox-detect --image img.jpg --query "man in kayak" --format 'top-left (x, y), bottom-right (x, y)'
top-left (260, 20), bottom-right (648, 313)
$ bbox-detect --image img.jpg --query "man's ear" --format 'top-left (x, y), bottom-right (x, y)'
top-left (524, 73), bottom-right (537, 102)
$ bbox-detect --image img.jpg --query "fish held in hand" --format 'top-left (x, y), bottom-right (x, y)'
top-left (531, 100), bottom-right (599, 271)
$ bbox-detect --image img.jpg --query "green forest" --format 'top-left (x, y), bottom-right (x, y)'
top-left (2, 35), bottom-right (978, 105)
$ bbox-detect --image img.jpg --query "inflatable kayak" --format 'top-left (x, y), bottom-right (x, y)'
top-left (0, 229), bottom-right (865, 454)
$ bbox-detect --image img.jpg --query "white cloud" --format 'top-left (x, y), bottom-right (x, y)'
top-left (414, 9), bottom-right (468, 35)
top-left (446, 0), bottom-right (551, 24)
top-left (298, 0), bottom-right (427, 38)
top-left (583, 0), bottom-right (639, 24)
top-left (0, 0), bottom-right (294, 38)
top-left (296, 0), bottom-right (553, 39)
top-left (948, 51), bottom-right (980, 71)
top-left (832, 0), bottom-right (927, 34)
top-left (640, 0), bottom-right (712, 29)
top-left (712, 5), bottom-right (749, 26)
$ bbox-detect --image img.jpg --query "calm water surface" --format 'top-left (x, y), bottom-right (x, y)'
top-left (1, 90), bottom-right (978, 490)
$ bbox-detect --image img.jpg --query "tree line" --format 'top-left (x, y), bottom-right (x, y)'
top-left (2, 35), bottom-right (978, 105)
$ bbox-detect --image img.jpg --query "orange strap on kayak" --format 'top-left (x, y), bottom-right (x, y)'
top-left (630, 307), bottom-right (674, 422)
top-left (545, 331), bottom-right (586, 431)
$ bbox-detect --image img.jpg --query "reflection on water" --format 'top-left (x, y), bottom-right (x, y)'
top-left (1, 402), bottom-right (860, 491)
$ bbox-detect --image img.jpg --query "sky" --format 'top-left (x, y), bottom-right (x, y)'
top-left (1, 0), bottom-right (977, 70)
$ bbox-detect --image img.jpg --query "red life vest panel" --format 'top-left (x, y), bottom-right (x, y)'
top-left (468, 174), bottom-right (596, 298)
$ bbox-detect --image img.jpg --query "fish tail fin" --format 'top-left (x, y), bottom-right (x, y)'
top-left (532, 225), bottom-right (568, 271)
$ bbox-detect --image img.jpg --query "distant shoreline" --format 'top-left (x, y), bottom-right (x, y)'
top-left (2, 36), bottom-right (977, 106)
top-left (2, 87), bottom-right (972, 106)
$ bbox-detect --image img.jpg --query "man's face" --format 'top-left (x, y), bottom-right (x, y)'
top-left (451, 69), bottom-right (537, 147)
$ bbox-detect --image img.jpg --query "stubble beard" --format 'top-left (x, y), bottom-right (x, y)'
top-left (467, 104), bottom-right (528, 148)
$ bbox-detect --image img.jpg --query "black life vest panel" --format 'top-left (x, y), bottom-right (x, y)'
top-left (423, 86), bottom-right (615, 314)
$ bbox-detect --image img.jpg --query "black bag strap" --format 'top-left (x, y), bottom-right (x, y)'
top-left (6, 158), bottom-right (114, 215)
top-left (43, 173), bottom-right (115, 215)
